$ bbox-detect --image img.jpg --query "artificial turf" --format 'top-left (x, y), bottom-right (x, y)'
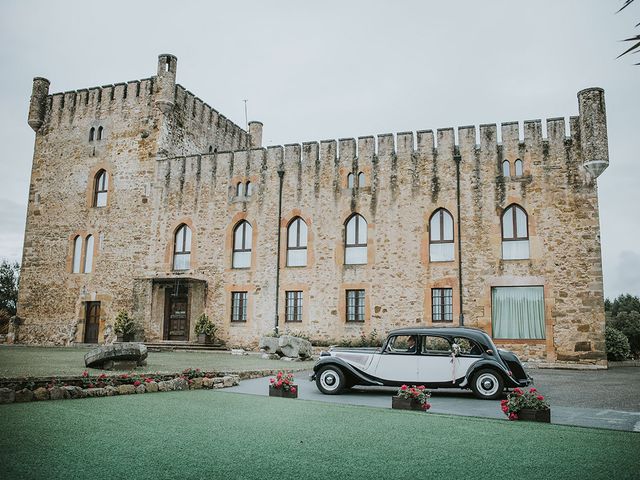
top-left (0, 390), bottom-right (638, 480)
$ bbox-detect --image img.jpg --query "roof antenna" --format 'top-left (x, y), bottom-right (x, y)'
top-left (243, 99), bottom-right (248, 131)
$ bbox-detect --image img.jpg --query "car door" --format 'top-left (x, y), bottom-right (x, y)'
top-left (371, 334), bottom-right (420, 383)
top-left (416, 335), bottom-right (457, 384)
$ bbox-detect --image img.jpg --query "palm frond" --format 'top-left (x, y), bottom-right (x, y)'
top-left (617, 0), bottom-right (635, 13)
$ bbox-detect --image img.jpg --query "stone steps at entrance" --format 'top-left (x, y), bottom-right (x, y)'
top-left (142, 341), bottom-right (228, 352)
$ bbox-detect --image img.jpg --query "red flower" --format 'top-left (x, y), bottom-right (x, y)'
top-left (513, 388), bottom-right (523, 395)
top-left (269, 378), bottom-right (275, 384)
top-left (145, 378), bottom-right (153, 383)
top-left (536, 395), bottom-right (544, 401)
top-left (290, 387), bottom-right (297, 394)
top-left (276, 380), bottom-right (282, 388)
top-left (134, 380), bottom-right (141, 387)
top-left (422, 403), bottom-right (431, 411)
top-left (500, 399), bottom-right (508, 406)
top-left (277, 372), bottom-right (282, 379)
top-left (417, 385), bottom-right (425, 390)
top-left (98, 373), bottom-right (106, 379)
top-left (82, 371), bottom-right (89, 377)
top-left (88, 383), bottom-right (94, 388)
top-left (529, 387), bottom-right (537, 393)
top-left (508, 412), bottom-right (518, 421)
top-left (501, 406), bottom-right (509, 413)
top-left (400, 385), bottom-right (408, 391)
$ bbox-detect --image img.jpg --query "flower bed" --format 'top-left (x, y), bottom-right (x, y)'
top-left (501, 387), bottom-right (550, 422)
top-left (268, 371), bottom-right (297, 398)
top-left (392, 385), bottom-right (431, 411)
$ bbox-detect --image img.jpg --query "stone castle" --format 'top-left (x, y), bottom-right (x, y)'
top-left (16, 54), bottom-right (609, 364)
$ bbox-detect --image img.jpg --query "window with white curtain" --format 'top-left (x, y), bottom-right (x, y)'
top-left (287, 217), bottom-right (308, 267)
top-left (501, 204), bottom-right (529, 260)
top-left (429, 208), bottom-right (454, 262)
top-left (345, 214), bottom-right (367, 265)
top-left (173, 224), bottom-right (192, 271)
top-left (492, 286), bottom-right (545, 339)
top-left (233, 220), bottom-right (252, 268)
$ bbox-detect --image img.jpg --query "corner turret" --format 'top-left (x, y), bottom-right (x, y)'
top-left (28, 77), bottom-right (50, 132)
top-left (249, 121), bottom-right (263, 148)
top-left (578, 88), bottom-right (609, 179)
top-left (155, 54), bottom-right (177, 113)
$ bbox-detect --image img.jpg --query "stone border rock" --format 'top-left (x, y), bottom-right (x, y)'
top-left (0, 373), bottom-right (240, 405)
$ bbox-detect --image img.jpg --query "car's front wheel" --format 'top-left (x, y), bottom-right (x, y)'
top-left (315, 365), bottom-right (346, 395)
top-left (471, 369), bottom-right (504, 400)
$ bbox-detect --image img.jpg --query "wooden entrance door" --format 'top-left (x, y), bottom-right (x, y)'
top-left (164, 287), bottom-right (189, 341)
top-left (84, 302), bottom-right (100, 343)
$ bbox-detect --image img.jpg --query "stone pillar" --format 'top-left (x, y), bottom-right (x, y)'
top-left (155, 54), bottom-right (177, 113)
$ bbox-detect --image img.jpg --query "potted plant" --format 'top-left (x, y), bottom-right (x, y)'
top-left (268, 371), bottom-right (297, 398)
top-left (194, 313), bottom-right (217, 344)
top-left (392, 385), bottom-right (431, 411)
top-left (113, 311), bottom-right (136, 342)
top-left (501, 387), bottom-right (550, 422)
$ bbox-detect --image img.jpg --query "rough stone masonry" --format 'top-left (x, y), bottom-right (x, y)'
top-left (15, 54), bottom-right (609, 366)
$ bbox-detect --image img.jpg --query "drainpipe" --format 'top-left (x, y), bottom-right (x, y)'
top-left (454, 148), bottom-right (464, 326)
top-left (274, 166), bottom-right (285, 335)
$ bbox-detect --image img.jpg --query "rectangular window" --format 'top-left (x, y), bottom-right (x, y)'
top-left (491, 286), bottom-right (545, 339)
top-left (432, 288), bottom-right (453, 322)
top-left (285, 291), bottom-right (303, 323)
top-left (346, 289), bottom-right (365, 322)
top-left (231, 291), bottom-right (248, 322)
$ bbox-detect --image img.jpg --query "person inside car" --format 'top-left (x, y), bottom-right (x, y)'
top-left (407, 335), bottom-right (417, 353)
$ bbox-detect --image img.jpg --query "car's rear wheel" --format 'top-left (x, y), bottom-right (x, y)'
top-left (471, 369), bottom-right (504, 400)
top-left (316, 365), bottom-right (346, 395)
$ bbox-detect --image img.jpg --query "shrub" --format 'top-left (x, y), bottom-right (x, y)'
top-left (609, 311), bottom-right (640, 356)
top-left (194, 313), bottom-right (217, 338)
top-left (113, 311), bottom-right (136, 336)
top-left (605, 326), bottom-right (630, 361)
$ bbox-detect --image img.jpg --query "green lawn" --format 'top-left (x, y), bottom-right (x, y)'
top-left (0, 391), bottom-right (638, 480)
top-left (0, 345), bottom-right (309, 377)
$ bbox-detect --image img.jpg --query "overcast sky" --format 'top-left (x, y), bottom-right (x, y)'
top-left (0, 0), bottom-right (638, 299)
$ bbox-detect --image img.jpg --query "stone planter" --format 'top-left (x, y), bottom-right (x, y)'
top-left (517, 408), bottom-right (551, 423)
top-left (392, 396), bottom-right (425, 411)
top-left (197, 333), bottom-right (211, 345)
top-left (268, 385), bottom-right (298, 399)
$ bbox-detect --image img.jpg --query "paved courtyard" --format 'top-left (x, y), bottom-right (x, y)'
top-left (227, 366), bottom-right (640, 432)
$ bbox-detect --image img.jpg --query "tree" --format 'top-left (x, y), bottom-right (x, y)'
top-left (0, 260), bottom-right (20, 317)
top-left (618, 0), bottom-right (640, 64)
top-left (608, 293), bottom-right (640, 317)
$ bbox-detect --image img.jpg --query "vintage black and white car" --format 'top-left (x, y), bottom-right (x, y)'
top-left (312, 327), bottom-right (531, 399)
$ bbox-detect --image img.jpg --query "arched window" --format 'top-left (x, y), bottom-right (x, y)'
top-left (89, 127), bottom-right (95, 142)
top-left (245, 181), bottom-right (253, 197)
top-left (83, 235), bottom-right (94, 273)
top-left (429, 208), bottom-right (454, 262)
top-left (502, 160), bottom-right (510, 177)
top-left (208, 145), bottom-right (213, 153)
top-left (93, 170), bottom-right (108, 207)
top-left (345, 214), bottom-right (367, 265)
top-left (358, 172), bottom-right (365, 187)
top-left (173, 224), bottom-right (192, 271)
top-left (347, 173), bottom-right (354, 189)
top-left (97, 126), bottom-right (103, 141)
top-left (236, 182), bottom-right (244, 197)
top-left (514, 159), bottom-right (523, 176)
top-left (287, 217), bottom-right (308, 267)
top-left (72, 236), bottom-right (82, 273)
top-left (501, 204), bottom-right (529, 260)
top-left (232, 220), bottom-right (252, 268)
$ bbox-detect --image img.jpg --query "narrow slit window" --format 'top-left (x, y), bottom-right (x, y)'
top-left (287, 217), bottom-right (308, 267)
top-left (358, 172), bottom-right (365, 187)
top-left (236, 182), bottom-right (244, 197)
top-left (173, 224), bottom-right (192, 271)
top-left (502, 160), bottom-right (510, 177)
top-left (501, 204), bottom-right (529, 260)
top-left (347, 173), bottom-right (354, 189)
top-left (89, 127), bottom-right (95, 142)
top-left (83, 235), bottom-right (94, 273)
top-left (93, 170), bottom-right (108, 207)
top-left (344, 213), bottom-right (367, 265)
top-left (514, 159), bottom-right (523, 176)
top-left (245, 181), bottom-right (253, 197)
top-left (72, 236), bottom-right (82, 273)
top-left (232, 220), bottom-right (252, 268)
top-left (97, 126), bottom-right (103, 141)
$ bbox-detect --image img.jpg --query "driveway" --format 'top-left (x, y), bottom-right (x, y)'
top-left (226, 367), bottom-right (640, 432)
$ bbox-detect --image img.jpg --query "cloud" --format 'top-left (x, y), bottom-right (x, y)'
top-left (606, 251), bottom-right (640, 299)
